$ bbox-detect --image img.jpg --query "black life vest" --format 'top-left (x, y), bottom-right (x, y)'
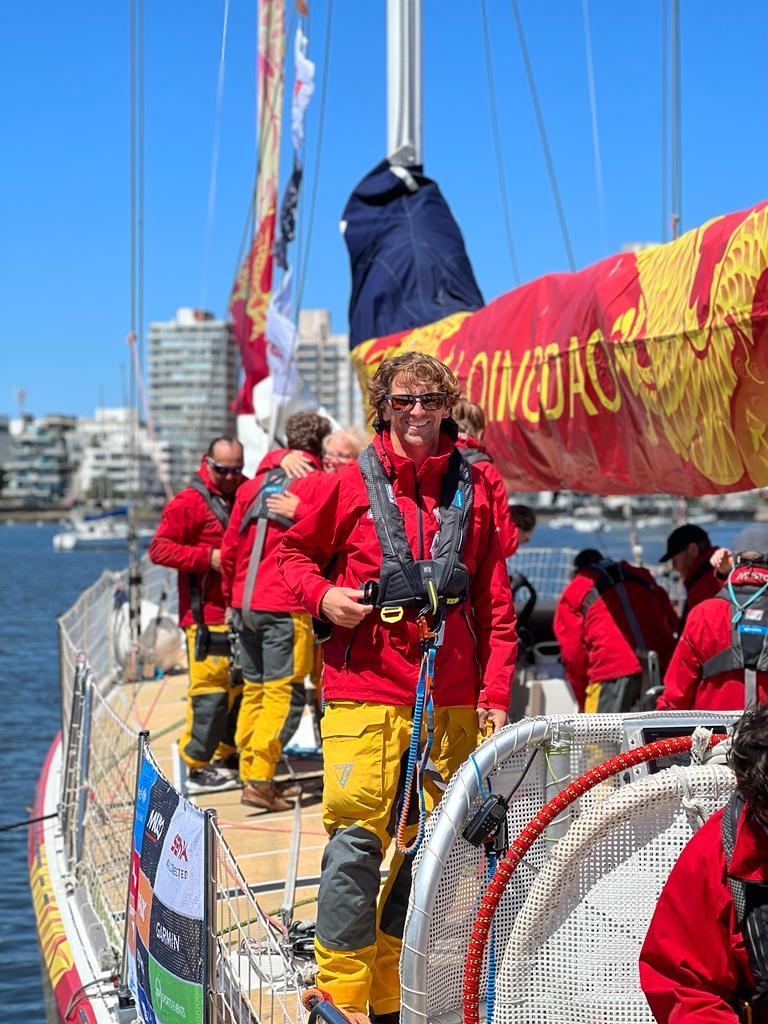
top-left (357, 444), bottom-right (473, 614)
top-left (581, 559), bottom-right (656, 657)
top-left (460, 446), bottom-right (492, 466)
top-left (239, 467), bottom-right (293, 532)
top-left (721, 793), bottom-right (768, 1022)
top-left (188, 476), bottom-right (231, 530)
top-left (701, 587), bottom-right (768, 707)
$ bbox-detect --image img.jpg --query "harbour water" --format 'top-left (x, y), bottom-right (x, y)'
top-left (0, 515), bottom-right (754, 1020)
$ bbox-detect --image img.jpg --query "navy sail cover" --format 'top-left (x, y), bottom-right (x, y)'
top-left (342, 158), bottom-right (484, 348)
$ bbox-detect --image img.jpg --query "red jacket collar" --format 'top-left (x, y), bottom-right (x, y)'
top-left (374, 427), bottom-right (455, 482)
top-left (457, 434), bottom-right (488, 456)
top-left (684, 546), bottom-right (717, 588)
top-left (729, 801), bottom-right (768, 885)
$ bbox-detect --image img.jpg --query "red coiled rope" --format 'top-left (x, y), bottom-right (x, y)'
top-left (462, 733), bottom-right (727, 1024)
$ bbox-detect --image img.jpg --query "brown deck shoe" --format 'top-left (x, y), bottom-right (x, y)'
top-left (241, 781), bottom-right (293, 812)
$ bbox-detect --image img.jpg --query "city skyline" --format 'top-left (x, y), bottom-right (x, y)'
top-left (2, 2), bottom-right (767, 418)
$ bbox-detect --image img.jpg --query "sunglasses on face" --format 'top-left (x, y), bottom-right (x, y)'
top-left (386, 392), bottom-right (448, 411)
top-left (207, 458), bottom-right (244, 476)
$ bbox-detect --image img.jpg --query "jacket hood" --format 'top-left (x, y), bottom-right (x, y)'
top-left (457, 434), bottom-right (488, 454)
top-left (728, 801), bottom-right (768, 885)
top-left (373, 427), bottom-right (456, 482)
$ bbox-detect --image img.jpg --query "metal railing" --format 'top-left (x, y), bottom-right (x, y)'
top-left (56, 557), bottom-right (305, 1022)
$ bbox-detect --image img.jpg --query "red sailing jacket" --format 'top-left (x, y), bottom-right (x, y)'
top-left (553, 563), bottom-right (679, 709)
top-left (456, 435), bottom-right (519, 558)
top-left (640, 803), bottom-right (765, 1023)
top-left (658, 566), bottom-right (768, 711)
top-left (148, 459), bottom-right (240, 628)
top-left (220, 449), bottom-right (332, 614)
top-left (683, 546), bottom-right (723, 617)
top-left (277, 429), bottom-right (518, 710)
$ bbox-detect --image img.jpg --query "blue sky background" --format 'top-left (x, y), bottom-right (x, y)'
top-left (1, 1), bottom-right (766, 418)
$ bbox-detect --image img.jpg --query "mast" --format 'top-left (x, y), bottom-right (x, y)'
top-left (387, 0), bottom-right (422, 167)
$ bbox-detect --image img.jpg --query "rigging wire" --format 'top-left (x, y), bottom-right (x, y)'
top-left (660, 0), bottom-right (668, 242)
top-left (479, 0), bottom-right (520, 286)
top-left (200, 0), bottom-right (231, 312)
top-left (294, 0), bottom-right (333, 318)
top-left (581, 0), bottom-right (607, 256)
top-left (670, 0), bottom-right (682, 238)
top-left (509, 0), bottom-right (576, 271)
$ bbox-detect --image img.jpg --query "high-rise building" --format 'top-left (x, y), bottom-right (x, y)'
top-left (296, 310), bottom-right (366, 428)
top-left (74, 407), bottom-right (171, 503)
top-left (4, 414), bottom-right (78, 505)
top-left (148, 308), bottom-right (238, 489)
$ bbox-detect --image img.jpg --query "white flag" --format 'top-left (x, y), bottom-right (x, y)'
top-left (292, 27), bottom-right (315, 151)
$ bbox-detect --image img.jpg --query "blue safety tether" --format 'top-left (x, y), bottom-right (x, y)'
top-left (395, 611), bottom-right (445, 856)
top-left (727, 572), bottom-right (768, 624)
top-left (469, 752), bottom-right (498, 1024)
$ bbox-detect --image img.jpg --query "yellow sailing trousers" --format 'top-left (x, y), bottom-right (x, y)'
top-left (315, 701), bottom-right (480, 1015)
top-left (234, 610), bottom-right (314, 783)
top-left (180, 625), bottom-right (242, 770)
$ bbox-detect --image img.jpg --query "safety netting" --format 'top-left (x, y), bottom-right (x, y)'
top-left (401, 712), bottom-right (738, 1024)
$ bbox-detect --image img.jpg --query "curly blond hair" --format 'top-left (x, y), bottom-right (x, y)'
top-left (368, 353), bottom-right (461, 425)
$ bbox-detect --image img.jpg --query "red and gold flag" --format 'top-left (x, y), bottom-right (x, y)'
top-left (352, 200), bottom-right (768, 497)
top-left (229, 0), bottom-right (285, 413)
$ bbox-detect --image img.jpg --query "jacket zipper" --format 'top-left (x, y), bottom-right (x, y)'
top-left (462, 607), bottom-right (482, 672)
top-left (414, 469), bottom-right (424, 559)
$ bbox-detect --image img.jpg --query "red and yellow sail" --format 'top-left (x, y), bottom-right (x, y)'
top-left (352, 200), bottom-right (768, 496)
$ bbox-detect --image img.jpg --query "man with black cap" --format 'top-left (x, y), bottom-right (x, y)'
top-left (660, 524), bottom-right (721, 625)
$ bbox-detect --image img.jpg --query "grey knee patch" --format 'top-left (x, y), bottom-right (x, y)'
top-left (277, 684), bottom-right (307, 748)
top-left (316, 826), bottom-right (383, 950)
top-left (185, 691), bottom-right (229, 762)
top-left (379, 857), bottom-right (412, 939)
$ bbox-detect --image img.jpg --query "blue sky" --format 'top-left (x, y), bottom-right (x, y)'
top-left (1, 1), bottom-right (766, 418)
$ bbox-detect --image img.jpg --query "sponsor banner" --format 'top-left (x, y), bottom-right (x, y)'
top-left (352, 199), bottom-right (768, 496)
top-left (127, 751), bottom-right (206, 1024)
top-left (153, 799), bottom-right (205, 919)
top-left (149, 899), bottom-right (204, 985)
top-left (149, 956), bottom-right (205, 1024)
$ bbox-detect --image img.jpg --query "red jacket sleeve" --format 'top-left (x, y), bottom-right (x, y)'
top-left (148, 492), bottom-right (214, 574)
top-left (292, 470), bottom-right (336, 522)
top-left (553, 580), bottom-right (589, 708)
top-left (219, 487), bottom-right (248, 606)
top-left (483, 463), bottom-right (519, 558)
top-left (468, 479), bottom-right (518, 710)
top-left (657, 612), bottom-right (705, 710)
top-left (639, 815), bottom-right (741, 1023)
top-left (277, 472), bottom-right (357, 617)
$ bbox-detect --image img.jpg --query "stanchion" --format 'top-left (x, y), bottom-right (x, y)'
top-left (204, 808), bottom-right (219, 1024)
top-left (116, 729), bottom-right (149, 1018)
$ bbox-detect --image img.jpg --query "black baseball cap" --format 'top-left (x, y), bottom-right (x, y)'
top-left (660, 524), bottom-right (710, 563)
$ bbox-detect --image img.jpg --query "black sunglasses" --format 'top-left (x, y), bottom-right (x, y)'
top-left (386, 392), bottom-right (448, 411)
top-left (207, 458), bottom-right (244, 476)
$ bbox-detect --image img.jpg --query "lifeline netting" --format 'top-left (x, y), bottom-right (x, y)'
top-left (401, 712), bottom-right (738, 1024)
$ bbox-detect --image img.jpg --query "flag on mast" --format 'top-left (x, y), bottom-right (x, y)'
top-left (229, 0), bottom-right (286, 414)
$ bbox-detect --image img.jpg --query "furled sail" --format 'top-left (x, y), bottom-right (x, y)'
top-left (350, 198), bottom-right (768, 496)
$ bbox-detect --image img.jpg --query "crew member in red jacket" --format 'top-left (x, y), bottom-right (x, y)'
top-left (453, 399), bottom-right (520, 557)
top-left (553, 548), bottom-right (678, 712)
top-left (640, 704), bottom-right (768, 1023)
top-left (220, 412), bottom-right (331, 812)
top-left (661, 523), bottom-right (721, 624)
top-left (658, 550), bottom-right (768, 711)
top-left (278, 353), bottom-right (517, 1024)
top-left (148, 437), bottom-right (245, 793)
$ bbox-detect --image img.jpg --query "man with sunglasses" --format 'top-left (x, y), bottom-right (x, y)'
top-left (278, 352), bottom-right (517, 1024)
top-left (658, 549), bottom-right (768, 711)
top-left (149, 436), bottom-right (245, 793)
